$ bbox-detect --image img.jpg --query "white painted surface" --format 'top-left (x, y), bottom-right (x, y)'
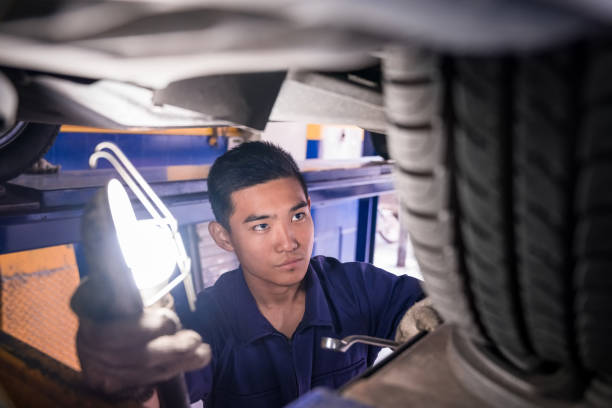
top-left (319, 125), bottom-right (363, 159)
top-left (261, 122), bottom-right (307, 161)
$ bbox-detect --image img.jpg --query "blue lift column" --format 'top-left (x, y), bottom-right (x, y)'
top-left (356, 196), bottom-right (379, 264)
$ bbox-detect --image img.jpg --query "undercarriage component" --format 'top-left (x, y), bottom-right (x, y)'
top-left (12, 74), bottom-right (227, 129)
top-left (0, 0), bottom-right (595, 91)
top-left (0, 122), bottom-right (59, 182)
top-left (154, 72), bottom-right (286, 131)
top-left (0, 71), bottom-right (17, 132)
top-left (270, 71), bottom-right (385, 132)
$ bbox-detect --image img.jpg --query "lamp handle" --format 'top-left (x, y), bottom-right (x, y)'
top-left (157, 375), bottom-right (191, 408)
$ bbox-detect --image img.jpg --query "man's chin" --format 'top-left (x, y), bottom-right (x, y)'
top-left (276, 265), bottom-right (308, 285)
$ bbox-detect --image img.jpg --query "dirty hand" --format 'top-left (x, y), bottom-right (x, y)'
top-left (395, 297), bottom-right (443, 343)
top-left (71, 279), bottom-right (211, 397)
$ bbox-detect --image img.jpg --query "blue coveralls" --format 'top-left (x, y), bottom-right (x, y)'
top-left (185, 255), bottom-right (424, 407)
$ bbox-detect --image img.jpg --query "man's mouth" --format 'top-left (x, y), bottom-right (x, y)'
top-left (276, 258), bottom-right (304, 268)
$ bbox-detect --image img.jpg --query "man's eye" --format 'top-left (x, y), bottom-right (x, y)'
top-left (292, 212), bottom-right (305, 222)
top-left (253, 223), bottom-right (268, 231)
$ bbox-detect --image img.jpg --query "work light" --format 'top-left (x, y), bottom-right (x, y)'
top-left (81, 141), bottom-right (195, 407)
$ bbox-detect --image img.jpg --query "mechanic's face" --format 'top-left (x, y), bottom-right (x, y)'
top-left (209, 177), bottom-right (314, 289)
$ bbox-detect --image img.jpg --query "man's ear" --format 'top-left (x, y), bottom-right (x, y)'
top-left (208, 221), bottom-right (235, 252)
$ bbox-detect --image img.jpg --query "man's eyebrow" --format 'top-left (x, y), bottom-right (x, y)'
top-left (290, 201), bottom-right (308, 212)
top-left (243, 214), bottom-right (270, 224)
top-left (242, 201), bottom-right (307, 223)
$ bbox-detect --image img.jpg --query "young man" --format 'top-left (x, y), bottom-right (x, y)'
top-left (73, 141), bottom-right (428, 408)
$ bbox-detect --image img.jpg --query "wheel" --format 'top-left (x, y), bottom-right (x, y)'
top-left (382, 46), bottom-right (486, 344)
top-left (0, 122), bottom-right (60, 182)
top-left (383, 39), bottom-right (612, 400)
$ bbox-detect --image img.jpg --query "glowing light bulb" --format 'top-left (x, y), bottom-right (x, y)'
top-left (107, 179), bottom-right (178, 298)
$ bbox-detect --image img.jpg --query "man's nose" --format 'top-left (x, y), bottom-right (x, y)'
top-left (276, 223), bottom-right (298, 252)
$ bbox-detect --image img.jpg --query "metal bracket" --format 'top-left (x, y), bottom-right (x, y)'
top-left (89, 141), bottom-right (197, 310)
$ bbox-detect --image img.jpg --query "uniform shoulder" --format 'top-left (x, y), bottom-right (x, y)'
top-left (310, 255), bottom-right (383, 277)
top-left (309, 256), bottom-right (396, 312)
top-left (189, 269), bottom-right (242, 340)
top-left (193, 269), bottom-right (241, 320)
top-left (309, 255), bottom-right (387, 288)
top-left (310, 256), bottom-right (419, 297)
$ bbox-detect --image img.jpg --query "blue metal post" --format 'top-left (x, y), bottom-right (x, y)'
top-left (355, 196), bottom-right (378, 263)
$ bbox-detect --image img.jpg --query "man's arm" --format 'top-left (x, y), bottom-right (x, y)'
top-left (357, 263), bottom-right (441, 340)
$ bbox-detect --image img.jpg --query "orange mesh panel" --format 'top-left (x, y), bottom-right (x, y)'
top-left (0, 245), bottom-right (81, 371)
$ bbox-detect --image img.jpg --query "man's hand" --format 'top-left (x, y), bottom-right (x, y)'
top-left (395, 297), bottom-right (443, 343)
top-left (72, 279), bottom-right (211, 397)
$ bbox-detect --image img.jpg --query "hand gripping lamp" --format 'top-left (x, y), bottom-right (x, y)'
top-left (80, 142), bottom-right (196, 407)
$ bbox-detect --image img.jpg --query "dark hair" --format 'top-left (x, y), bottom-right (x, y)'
top-left (207, 141), bottom-right (308, 230)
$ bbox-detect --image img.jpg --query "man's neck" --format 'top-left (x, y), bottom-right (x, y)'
top-left (243, 271), bottom-right (304, 309)
top-left (242, 270), bottom-right (307, 339)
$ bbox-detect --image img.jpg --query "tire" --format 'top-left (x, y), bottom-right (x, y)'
top-left (0, 122), bottom-right (60, 182)
top-left (452, 57), bottom-right (539, 369)
top-left (382, 47), bottom-right (486, 343)
top-left (384, 40), bottom-right (612, 387)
